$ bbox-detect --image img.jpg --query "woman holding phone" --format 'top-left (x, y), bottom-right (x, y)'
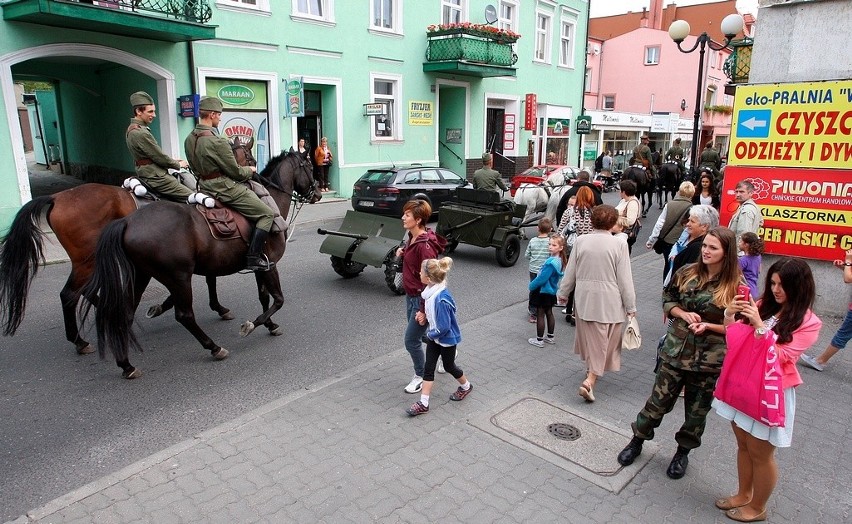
top-left (713, 258), bottom-right (822, 522)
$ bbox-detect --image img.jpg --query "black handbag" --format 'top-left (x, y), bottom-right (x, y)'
top-left (652, 238), bottom-right (672, 255)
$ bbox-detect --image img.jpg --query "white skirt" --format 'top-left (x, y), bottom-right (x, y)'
top-left (712, 387), bottom-right (796, 448)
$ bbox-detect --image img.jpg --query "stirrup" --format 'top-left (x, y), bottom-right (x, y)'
top-left (246, 254), bottom-right (273, 272)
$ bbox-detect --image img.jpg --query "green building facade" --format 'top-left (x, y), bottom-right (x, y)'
top-left (0, 0), bottom-right (589, 232)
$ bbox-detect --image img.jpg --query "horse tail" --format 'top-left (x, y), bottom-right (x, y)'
top-left (0, 196), bottom-right (54, 336)
top-left (79, 219), bottom-right (140, 361)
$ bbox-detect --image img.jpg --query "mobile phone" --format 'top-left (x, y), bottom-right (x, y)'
top-left (737, 285), bottom-right (751, 302)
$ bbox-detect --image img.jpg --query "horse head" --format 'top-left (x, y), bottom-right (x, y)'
top-left (258, 149), bottom-right (322, 206)
top-left (230, 136), bottom-right (257, 167)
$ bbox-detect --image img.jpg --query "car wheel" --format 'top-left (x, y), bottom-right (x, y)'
top-left (330, 256), bottom-right (366, 278)
top-left (496, 233), bottom-right (521, 267)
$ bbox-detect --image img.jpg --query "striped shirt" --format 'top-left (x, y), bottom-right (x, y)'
top-left (525, 235), bottom-right (551, 274)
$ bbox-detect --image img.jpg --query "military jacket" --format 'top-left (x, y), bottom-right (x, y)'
top-left (699, 148), bottom-right (722, 169)
top-left (184, 124), bottom-right (253, 191)
top-left (660, 268), bottom-right (729, 373)
top-left (126, 117), bottom-right (180, 176)
top-left (666, 146), bottom-right (685, 166)
top-left (636, 144), bottom-right (656, 174)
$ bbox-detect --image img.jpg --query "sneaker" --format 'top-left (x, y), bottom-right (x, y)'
top-left (437, 360), bottom-right (446, 374)
top-left (799, 354), bottom-right (824, 372)
top-left (528, 337), bottom-right (544, 348)
top-left (450, 384), bottom-right (473, 401)
top-left (528, 315), bottom-right (537, 323)
top-left (404, 376), bottom-right (423, 393)
top-left (406, 401), bottom-right (429, 416)
top-left (543, 336), bottom-right (556, 345)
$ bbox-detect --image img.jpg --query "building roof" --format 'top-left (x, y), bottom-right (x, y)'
top-left (589, 0), bottom-right (749, 42)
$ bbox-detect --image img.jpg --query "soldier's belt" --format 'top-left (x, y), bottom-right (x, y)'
top-left (199, 170), bottom-right (223, 181)
top-left (134, 158), bottom-right (154, 167)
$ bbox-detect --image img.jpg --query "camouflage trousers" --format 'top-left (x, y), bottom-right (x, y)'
top-left (631, 361), bottom-right (720, 450)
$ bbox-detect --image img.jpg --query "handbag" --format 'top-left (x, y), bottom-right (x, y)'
top-left (563, 218), bottom-right (577, 248)
top-left (652, 238), bottom-right (671, 255)
top-left (621, 201), bottom-right (642, 242)
top-left (622, 316), bottom-right (642, 350)
top-left (714, 323), bottom-right (785, 427)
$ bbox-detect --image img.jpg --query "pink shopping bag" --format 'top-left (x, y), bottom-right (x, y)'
top-left (714, 322), bottom-right (785, 427)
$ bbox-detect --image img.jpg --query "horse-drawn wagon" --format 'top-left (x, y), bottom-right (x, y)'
top-left (318, 210), bottom-right (406, 294)
top-left (436, 188), bottom-right (527, 267)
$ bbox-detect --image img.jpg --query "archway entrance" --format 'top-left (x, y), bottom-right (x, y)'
top-left (1, 44), bottom-right (177, 203)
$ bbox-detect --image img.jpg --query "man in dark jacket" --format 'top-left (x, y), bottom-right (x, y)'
top-left (555, 170), bottom-right (603, 224)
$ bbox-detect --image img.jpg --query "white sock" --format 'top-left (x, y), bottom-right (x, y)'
top-left (420, 394), bottom-right (430, 407)
top-left (460, 381), bottom-right (471, 391)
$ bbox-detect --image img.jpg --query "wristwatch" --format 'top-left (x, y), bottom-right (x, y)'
top-left (755, 327), bottom-right (767, 336)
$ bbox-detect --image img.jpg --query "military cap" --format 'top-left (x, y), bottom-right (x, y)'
top-left (640, 134), bottom-right (649, 139)
top-left (199, 96), bottom-right (224, 112)
top-left (130, 91), bottom-right (154, 107)
top-left (481, 152), bottom-right (493, 163)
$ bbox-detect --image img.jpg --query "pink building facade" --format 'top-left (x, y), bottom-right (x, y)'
top-left (580, 1), bottom-right (747, 172)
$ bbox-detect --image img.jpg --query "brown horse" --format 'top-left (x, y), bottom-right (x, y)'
top-left (81, 150), bottom-right (320, 378)
top-left (0, 184), bottom-right (234, 354)
top-left (230, 136), bottom-right (257, 168)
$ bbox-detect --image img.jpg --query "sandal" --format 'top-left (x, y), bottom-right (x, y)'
top-left (579, 381), bottom-right (595, 402)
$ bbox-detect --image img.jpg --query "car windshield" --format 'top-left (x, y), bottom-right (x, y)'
top-left (521, 167), bottom-right (550, 178)
top-left (358, 170), bottom-right (395, 184)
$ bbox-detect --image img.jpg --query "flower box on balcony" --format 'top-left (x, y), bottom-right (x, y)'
top-left (425, 30), bottom-right (517, 67)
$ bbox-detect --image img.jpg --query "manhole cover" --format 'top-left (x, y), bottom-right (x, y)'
top-left (547, 423), bottom-right (581, 441)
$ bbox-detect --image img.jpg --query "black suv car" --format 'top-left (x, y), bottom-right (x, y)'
top-left (351, 165), bottom-right (470, 216)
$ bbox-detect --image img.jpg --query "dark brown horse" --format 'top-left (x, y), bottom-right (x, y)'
top-left (623, 164), bottom-right (655, 217)
top-left (230, 136), bottom-right (257, 168)
top-left (0, 184), bottom-right (233, 355)
top-left (81, 150), bottom-right (320, 378)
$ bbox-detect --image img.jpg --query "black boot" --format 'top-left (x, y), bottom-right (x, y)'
top-left (617, 437), bottom-right (644, 466)
top-left (666, 446), bottom-right (690, 479)
top-left (246, 228), bottom-right (273, 272)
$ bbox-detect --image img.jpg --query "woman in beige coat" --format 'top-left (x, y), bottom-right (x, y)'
top-left (558, 205), bottom-right (637, 402)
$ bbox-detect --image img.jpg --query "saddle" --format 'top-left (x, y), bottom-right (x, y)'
top-left (194, 202), bottom-right (251, 243)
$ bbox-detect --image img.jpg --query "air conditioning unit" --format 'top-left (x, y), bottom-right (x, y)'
top-left (587, 43), bottom-right (601, 55)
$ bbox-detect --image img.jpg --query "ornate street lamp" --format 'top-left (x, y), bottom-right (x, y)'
top-left (669, 13), bottom-right (744, 177)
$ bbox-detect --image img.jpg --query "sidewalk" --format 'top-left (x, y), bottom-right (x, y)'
top-left (12, 249), bottom-right (850, 523)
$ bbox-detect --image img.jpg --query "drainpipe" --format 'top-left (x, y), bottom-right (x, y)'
top-left (187, 41), bottom-right (198, 120)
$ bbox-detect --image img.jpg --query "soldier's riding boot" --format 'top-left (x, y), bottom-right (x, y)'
top-left (246, 228), bottom-right (273, 272)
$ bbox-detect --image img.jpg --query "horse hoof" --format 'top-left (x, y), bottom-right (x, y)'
top-left (212, 348), bottom-right (229, 360)
top-left (268, 326), bottom-right (283, 336)
top-left (77, 344), bottom-right (95, 355)
top-left (146, 305), bottom-right (163, 319)
top-left (123, 368), bottom-right (141, 379)
top-left (219, 310), bottom-right (235, 321)
top-left (240, 321), bottom-right (256, 337)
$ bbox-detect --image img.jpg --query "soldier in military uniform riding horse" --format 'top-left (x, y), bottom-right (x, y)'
top-left (666, 137), bottom-right (686, 180)
top-left (126, 91), bottom-right (193, 202)
top-left (184, 96), bottom-right (275, 272)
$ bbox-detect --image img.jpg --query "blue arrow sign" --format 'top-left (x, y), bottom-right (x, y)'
top-left (736, 109), bottom-right (771, 138)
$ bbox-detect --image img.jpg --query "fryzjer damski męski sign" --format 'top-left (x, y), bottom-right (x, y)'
top-left (721, 79), bottom-right (852, 261)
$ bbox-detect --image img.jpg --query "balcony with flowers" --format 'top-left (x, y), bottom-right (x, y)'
top-left (423, 23), bottom-right (520, 78)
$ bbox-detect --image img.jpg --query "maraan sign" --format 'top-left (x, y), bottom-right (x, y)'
top-left (218, 85), bottom-right (255, 106)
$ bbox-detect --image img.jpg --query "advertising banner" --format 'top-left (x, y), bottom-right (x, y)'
top-left (220, 112), bottom-right (269, 172)
top-left (285, 77), bottom-right (304, 118)
top-left (720, 166), bottom-right (852, 260)
top-left (547, 118), bottom-right (570, 136)
top-left (408, 101), bottom-right (433, 126)
top-left (728, 80), bottom-right (852, 169)
top-left (205, 79), bottom-right (268, 111)
top-left (524, 93), bottom-right (536, 131)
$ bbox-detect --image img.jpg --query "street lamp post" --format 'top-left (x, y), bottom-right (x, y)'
top-left (669, 13), bottom-right (744, 178)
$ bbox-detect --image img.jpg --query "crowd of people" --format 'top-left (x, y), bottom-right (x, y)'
top-left (392, 166), bottom-right (843, 522)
